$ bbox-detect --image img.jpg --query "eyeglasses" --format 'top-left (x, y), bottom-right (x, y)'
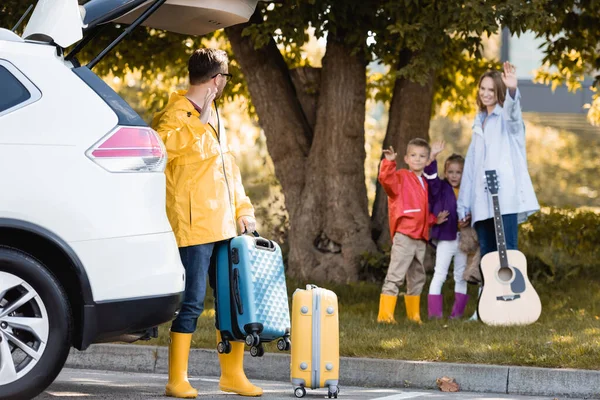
top-left (212, 73), bottom-right (232, 82)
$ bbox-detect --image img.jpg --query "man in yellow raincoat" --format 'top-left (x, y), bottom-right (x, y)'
top-left (152, 49), bottom-right (261, 398)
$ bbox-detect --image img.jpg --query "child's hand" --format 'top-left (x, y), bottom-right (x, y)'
top-left (458, 213), bottom-right (471, 228)
top-left (436, 210), bottom-right (449, 225)
top-left (382, 146), bottom-right (397, 161)
top-left (430, 140), bottom-right (445, 162)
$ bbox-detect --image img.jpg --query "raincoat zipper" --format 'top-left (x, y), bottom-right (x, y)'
top-left (212, 103), bottom-right (237, 233)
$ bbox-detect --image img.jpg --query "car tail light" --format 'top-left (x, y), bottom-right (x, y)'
top-left (86, 126), bottom-right (167, 172)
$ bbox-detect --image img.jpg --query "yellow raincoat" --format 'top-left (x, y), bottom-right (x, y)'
top-left (151, 90), bottom-right (254, 247)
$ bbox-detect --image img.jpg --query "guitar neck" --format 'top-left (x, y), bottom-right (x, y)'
top-left (490, 194), bottom-right (509, 269)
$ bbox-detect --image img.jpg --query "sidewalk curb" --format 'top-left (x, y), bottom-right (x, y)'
top-left (65, 344), bottom-right (600, 398)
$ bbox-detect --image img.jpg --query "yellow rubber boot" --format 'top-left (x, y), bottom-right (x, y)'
top-left (405, 295), bottom-right (422, 323)
top-left (377, 294), bottom-right (397, 323)
top-left (166, 332), bottom-right (198, 398)
top-left (216, 331), bottom-right (263, 397)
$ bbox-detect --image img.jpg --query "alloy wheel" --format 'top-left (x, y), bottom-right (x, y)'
top-left (0, 271), bottom-right (49, 385)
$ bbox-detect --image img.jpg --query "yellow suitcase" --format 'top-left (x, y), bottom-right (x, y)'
top-left (291, 285), bottom-right (339, 398)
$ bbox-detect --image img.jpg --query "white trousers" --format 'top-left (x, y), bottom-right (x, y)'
top-left (428, 236), bottom-right (468, 295)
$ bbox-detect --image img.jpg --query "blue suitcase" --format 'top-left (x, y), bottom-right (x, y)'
top-left (215, 233), bottom-right (291, 357)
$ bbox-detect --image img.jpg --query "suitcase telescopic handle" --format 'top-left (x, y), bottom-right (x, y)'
top-left (233, 269), bottom-right (244, 315)
top-left (255, 238), bottom-right (275, 250)
top-left (243, 230), bottom-right (275, 251)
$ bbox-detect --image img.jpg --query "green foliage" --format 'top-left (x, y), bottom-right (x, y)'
top-left (520, 208), bottom-right (600, 282)
top-left (530, 1), bottom-right (600, 87)
top-left (358, 246), bottom-right (391, 283)
top-left (372, 0), bottom-right (533, 82)
top-left (365, 1), bottom-right (515, 118)
top-left (243, 0), bottom-right (377, 67)
top-left (359, 207), bottom-right (600, 285)
top-left (526, 1), bottom-right (600, 124)
top-left (433, 53), bottom-right (500, 118)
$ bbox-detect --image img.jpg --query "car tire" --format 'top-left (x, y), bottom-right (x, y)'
top-left (0, 246), bottom-right (72, 400)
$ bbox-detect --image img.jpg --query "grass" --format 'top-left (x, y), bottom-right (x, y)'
top-left (141, 275), bottom-right (600, 370)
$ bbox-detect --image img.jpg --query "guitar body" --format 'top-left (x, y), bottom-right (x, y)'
top-left (478, 249), bottom-right (542, 326)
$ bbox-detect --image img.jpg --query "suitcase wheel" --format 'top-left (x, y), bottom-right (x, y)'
top-left (277, 338), bottom-right (291, 351)
top-left (217, 341), bottom-right (231, 354)
top-left (250, 344), bottom-right (265, 357)
top-left (294, 387), bottom-right (306, 398)
top-left (245, 333), bottom-right (260, 347)
top-left (328, 385), bottom-right (339, 399)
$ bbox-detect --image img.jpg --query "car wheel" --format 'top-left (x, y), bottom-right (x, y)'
top-left (0, 246), bottom-right (72, 400)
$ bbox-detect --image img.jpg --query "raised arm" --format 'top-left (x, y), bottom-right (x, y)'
top-left (423, 159), bottom-right (442, 200)
top-left (501, 61), bottom-right (524, 133)
top-left (424, 140), bottom-right (445, 200)
top-left (378, 159), bottom-right (400, 197)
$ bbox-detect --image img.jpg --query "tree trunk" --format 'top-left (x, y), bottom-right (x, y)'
top-left (227, 18), bottom-right (376, 282)
top-left (371, 69), bottom-right (436, 249)
top-left (289, 67), bottom-right (320, 131)
top-left (226, 18), bottom-right (311, 209)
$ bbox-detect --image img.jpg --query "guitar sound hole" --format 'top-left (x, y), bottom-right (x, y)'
top-left (498, 267), bottom-right (513, 282)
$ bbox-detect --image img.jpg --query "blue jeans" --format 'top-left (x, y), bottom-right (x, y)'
top-left (171, 243), bottom-right (216, 333)
top-left (474, 213), bottom-right (518, 257)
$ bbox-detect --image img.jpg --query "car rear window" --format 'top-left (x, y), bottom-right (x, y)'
top-left (0, 65), bottom-right (31, 113)
top-left (73, 66), bottom-right (146, 126)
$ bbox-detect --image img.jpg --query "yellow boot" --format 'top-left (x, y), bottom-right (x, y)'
top-left (377, 294), bottom-right (397, 323)
top-left (165, 332), bottom-right (198, 398)
top-left (216, 331), bottom-right (263, 397)
top-left (405, 295), bottom-right (422, 323)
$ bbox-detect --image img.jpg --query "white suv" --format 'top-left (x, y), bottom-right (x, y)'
top-left (0, 0), bottom-right (258, 398)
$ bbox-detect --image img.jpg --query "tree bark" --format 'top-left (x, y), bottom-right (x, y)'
top-left (371, 68), bottom-right (436, 249)
top-left (288, 37), bottom-right (377, 282)
top-left (227, 18), bottom-right (376, 282)
top-left (226, 19), bottom-right (311, 209)
top-left (289, 67), bottom-right (321, 131)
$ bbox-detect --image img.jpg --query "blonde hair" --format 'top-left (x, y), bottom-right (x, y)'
top-left (406, 138), bottom-right (431, 156)
top-left (444, 153), bottom-right (464, 174)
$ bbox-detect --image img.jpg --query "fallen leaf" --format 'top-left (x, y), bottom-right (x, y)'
top-left (436, 376), bottom-right (459, 392)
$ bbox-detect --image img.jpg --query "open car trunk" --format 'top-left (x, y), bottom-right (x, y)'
top-left (22, 0), bottom-right (260, 49)
top-left (84, 0), bottom-right (257, 37)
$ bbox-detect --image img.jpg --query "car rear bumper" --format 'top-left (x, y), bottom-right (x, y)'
top-left (69, 231), bottom-right (186, 349)
top-left (79, 291), bottom-right (183, 349)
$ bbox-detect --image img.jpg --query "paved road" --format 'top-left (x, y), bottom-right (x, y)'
top-left (37, 368), bottom-right (577, 400)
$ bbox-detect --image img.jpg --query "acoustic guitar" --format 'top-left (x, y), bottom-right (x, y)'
top-left (478, 170), bottom-right (541, 326)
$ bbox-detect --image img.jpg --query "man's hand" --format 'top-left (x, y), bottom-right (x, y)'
top-left (199, 88), bottom-right (217, 125)
top-left (382, 146), bottom-right (397, 161)
top-left (458, 213), bottom-right (471, 228)
top-left (237, 216), bottom-right (256, 234)
top-left (436, 210), bottom-right (449, 225)
top-left (429, 140), bottom-right (445, 164)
